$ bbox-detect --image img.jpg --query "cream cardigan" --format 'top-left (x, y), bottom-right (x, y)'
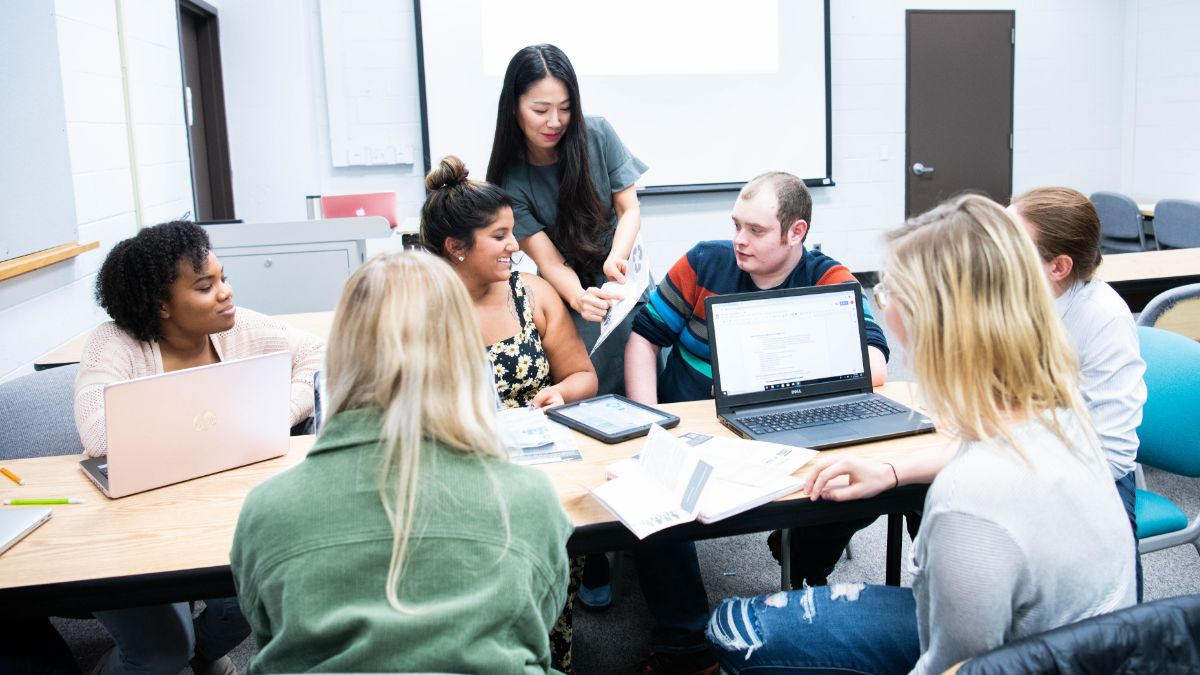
top-left (74, 308), bottom-right (324, 457)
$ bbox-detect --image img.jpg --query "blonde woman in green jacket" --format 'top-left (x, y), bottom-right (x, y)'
top-left (230, 251), bottom-right (573, 674)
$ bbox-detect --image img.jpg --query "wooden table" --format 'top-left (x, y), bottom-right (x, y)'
top-left (1094, 248), bottom-right (1200, 312)
top-left (33, 311), bottom-right (335, 370)
top-left (0, 384), bottom-right (942, 613)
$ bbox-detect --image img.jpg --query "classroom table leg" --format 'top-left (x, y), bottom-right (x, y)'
top-left (885, 514), bottom-right (903, 586)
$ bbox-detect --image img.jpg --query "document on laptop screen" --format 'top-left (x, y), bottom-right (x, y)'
top-left (712, 290), bottom-right (863, 396)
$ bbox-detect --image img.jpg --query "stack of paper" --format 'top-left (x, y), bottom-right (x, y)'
top-left (497, 407), bottom-right (582, 465)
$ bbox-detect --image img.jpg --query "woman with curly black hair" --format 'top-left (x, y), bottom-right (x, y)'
top-left (73, 220), bottom-right (323, 675)
top-left (75, 220), bottom-right (323, 457)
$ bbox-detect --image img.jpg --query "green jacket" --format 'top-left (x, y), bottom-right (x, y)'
top-left (231, 408), bottom-right (572, 674)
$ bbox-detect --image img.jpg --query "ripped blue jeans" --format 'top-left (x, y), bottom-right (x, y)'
top-left (708, 584), bottom-right (920, 674)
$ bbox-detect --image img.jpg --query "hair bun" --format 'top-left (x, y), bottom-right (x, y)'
top-left (425, 155), bottom-right (470, 191)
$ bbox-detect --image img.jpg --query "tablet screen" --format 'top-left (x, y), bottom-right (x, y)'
top-left (553, 397), bottom-right (672, 435)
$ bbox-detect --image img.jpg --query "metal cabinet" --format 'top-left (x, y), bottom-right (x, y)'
top-left (203, 218), bottom-right (390, 315)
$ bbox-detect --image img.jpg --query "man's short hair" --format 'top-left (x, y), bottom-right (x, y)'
top-left (739, 172), bottom-right (813, 242)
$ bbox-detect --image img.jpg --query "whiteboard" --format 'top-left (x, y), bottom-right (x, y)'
top-left (0, 0), bottom-right (78, 262)
top-left (415, 0), bottom-right (832, 193)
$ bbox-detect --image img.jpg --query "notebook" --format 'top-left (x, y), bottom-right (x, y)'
top-left (0, 507), bottom-right (51, 556)
top-left (320, 192), bottom-right (399, 228)
top-left (705, 283), bottom-right (934, 449)
top-left (79, 351), bottom-right (292, 498)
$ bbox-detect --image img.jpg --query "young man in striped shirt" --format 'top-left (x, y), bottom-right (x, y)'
top-left (621, 172), bottom-right (890, 674)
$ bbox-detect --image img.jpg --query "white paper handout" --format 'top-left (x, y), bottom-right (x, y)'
top-left (588, 424), bottom-right (714, 539)
top-left (600, 431), bottom-right (817, 532)
top-left (590, 235), bottom-right (650, 355)
top-left (497, 407), bottom-right (583, 465)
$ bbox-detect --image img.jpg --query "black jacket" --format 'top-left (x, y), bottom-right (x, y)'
top-left (960, 594), bottom-right (1200, 674)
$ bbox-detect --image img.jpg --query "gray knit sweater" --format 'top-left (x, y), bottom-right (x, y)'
top-left (910, 411), bottom-right (1136, 675)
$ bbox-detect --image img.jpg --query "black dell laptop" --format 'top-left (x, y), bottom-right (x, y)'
top-left (705, 283), bottom-right (934, 449)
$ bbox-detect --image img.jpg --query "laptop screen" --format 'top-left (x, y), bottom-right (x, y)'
top-left (709, 285), bottom-right (866, 398)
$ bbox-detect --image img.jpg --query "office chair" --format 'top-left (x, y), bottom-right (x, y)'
top-left (1152, 199), bottom-right (1200, 250)
top-left (1137, 283), bottom-right (1200, 341)
top-left (0, 364), bottom-right (85, 459)
top-left (945, 593), bottom-right (1200, 674)
top-left (1091, 191), bottom-right (1150, 253)
top-left (1132, 326), bottom-right (1200, 558)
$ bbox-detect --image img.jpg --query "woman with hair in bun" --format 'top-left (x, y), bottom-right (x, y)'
top-left (487, 43), bottom-right (647, 398)
top-left (421, 155), bottom-right (597, 410)
top-left (420, 155), bottom-right (595, 671)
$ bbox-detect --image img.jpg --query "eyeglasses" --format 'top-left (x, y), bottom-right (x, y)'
top-left (873, 283), bottom-right (891, 310)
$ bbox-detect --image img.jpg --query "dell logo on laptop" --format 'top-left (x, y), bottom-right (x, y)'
top-left (790, 389), bottom-right (803, 395)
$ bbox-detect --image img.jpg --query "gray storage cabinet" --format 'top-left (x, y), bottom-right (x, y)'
top-left (203, 218), bottom-right (390, 315)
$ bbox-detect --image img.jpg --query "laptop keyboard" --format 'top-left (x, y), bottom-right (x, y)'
top-left (742, 399), bottom-right (906, 434)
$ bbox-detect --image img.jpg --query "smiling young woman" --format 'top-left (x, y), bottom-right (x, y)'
top-left (486, 44), bottom-right (648, 399)
top-left (75, 221), bottom-right (324, 458)
top-left (420, 155), bottom-right (597, 411)
top-left (73, 219), bottom-right (324, 675)
top-left (420, 155), bottom-right (597, 671)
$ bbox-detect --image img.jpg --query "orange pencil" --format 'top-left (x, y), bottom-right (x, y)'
top-left (1, 467), bottom-right (24, 486)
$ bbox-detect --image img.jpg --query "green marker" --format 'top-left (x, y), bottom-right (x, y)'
top-left (3, 498), bottom-right (84, 505)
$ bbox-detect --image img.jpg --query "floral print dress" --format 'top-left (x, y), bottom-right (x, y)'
top-left (485, 273), bottom-right (580, 670)
top-left (487, 272), bottom-right (552, 408)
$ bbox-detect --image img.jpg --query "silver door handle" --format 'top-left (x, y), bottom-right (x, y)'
top-left (912, 162), bottom-right (935, 176)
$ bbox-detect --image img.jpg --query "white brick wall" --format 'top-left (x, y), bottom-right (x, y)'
top-left (1131, 0), bottom-right (1200, 201)
top-left (5, 0), bottom-right (1197, 380)
top-left (214, 0), bottom-right (1165, 276)
top-left (0, 0), bottom-right (194, 382)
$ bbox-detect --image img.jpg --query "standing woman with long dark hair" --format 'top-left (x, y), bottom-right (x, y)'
top-left (487, 43), bottom-right (648, 399)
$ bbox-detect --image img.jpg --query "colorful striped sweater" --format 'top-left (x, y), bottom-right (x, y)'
top-left (631, 240), bottom-right (889, 403)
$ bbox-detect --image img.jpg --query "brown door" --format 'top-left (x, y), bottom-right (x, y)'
top-left (179, 1), bottom-right (235, 221)
top-left (906, 11), bottom-right (1014, 217)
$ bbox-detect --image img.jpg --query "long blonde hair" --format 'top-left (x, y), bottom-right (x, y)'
top-left (324, 251), bottom-right (507, 611)
top-left (883, 194), bottom-right (1097, 460)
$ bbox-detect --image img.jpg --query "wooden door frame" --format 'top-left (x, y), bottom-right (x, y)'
top-left (178, 0), bottom-right (235, 220)
top-left (904, 9), bottom-right (1015, 217)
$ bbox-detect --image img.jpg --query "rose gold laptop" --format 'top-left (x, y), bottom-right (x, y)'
top-left (320, 191), bottom-right (399, 228)
top-left (79, 352), bottom-right (291, 498)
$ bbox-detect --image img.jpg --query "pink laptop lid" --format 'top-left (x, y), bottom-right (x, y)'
top-left (320, 192), bottom-right (398, 228)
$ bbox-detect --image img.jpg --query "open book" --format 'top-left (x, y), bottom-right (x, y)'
top-left (589, 426), bottom-right (818, 539)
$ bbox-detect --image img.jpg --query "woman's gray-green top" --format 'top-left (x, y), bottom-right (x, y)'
top-left (909, 410), bottom-right (1136, 675)
top-left (231, 408), bottom-right (573, 674)
top-left (499, 115), bottom-right (649, 396)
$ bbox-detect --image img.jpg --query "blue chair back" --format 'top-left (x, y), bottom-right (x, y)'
top-left (0, 364), bottom-right (85, 459)
top-left (1136, 326), bottom-right (1200, 477)
top-left (1091, 191), bottom-right (1143, 239)
top-left (1154, 199), bottom-right (1200, 249)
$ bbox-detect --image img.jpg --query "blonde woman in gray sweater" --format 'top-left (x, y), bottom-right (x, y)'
top-left (707, 194), bottom-right (1135, 674)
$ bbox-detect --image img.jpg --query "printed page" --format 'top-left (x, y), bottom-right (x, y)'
top-left (696, 471), bottom-right (804, 524)
top-left (680, 433), bottom-right (818, 477)
top-left (497, 408), bottom-right (582, 465)
top-left (590, 235), bottom-right (650, 355)
top-left (589, 473), bottom-right (694, 539)
top-left (677, 432), bottom-right (812, 523)
top-left (588, 424), bottom-right (713, 538)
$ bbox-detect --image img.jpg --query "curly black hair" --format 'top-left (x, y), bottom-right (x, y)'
top-left (96, 221), bottom-right (211, 342)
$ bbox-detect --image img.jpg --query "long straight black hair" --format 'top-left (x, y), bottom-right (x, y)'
top-left (486, 44), bottom-right (610, 284)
